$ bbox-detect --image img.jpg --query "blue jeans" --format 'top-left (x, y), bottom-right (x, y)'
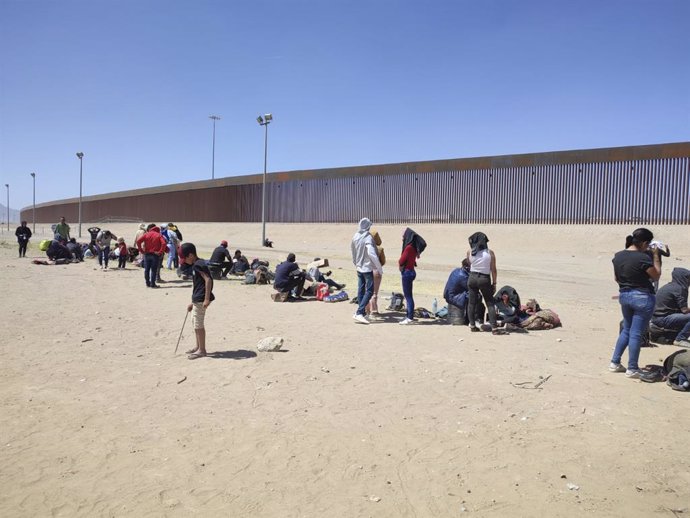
top-left (612, 289), bottom-right (656, 370)
top-left (401, 269), bottom-right (416, 320)
top-left (356, 271), bottom-right (374, 316)
top-left (144, 253), bottom-right (160, 287)
top-left (99, 246), bottom-right (110, 267)
top-left (652, 313), bottom-right (690, 341)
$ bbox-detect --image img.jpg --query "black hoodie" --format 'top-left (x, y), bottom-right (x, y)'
top-left (653, 267), bottom-right (690, 317)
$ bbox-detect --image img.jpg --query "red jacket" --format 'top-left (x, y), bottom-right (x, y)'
top-left (399, 244), bottom-right (417, 271)
top-left (136, 227), bottom-right (167, 255)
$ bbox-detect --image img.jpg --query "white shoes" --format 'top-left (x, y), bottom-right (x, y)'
top-left (353, 314), bottom-right (370, 325)
top-left (399, 318), bottom-right (413, 325)
top-left (625, 369), bottom-right (643, 379)
top-left (608, 362), bottom-right (626, 373)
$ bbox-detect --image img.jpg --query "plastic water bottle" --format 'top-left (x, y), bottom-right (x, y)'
top-left (431, 298), bottom-right (438, 316)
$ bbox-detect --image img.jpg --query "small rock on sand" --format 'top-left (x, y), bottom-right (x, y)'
top-left (257, 337), bottom-right (284, 352)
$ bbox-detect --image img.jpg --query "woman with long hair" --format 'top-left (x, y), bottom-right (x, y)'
top-left (610, 228), bottom-right (661, 378)
top-left (367, 228), bottom-right (385, 315)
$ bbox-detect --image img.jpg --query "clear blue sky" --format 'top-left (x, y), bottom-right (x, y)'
top-left (1, 0), bottom-right (688, 210)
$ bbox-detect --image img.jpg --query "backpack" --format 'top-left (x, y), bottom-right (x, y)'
top-left (664, 350), bottom-right (690, 391)
top-left (244, 271), bottom-right (256, 284)
top-left (255, 269), bottom-right (268, 285)
top-left (388, 292), bottom-right (405, 311)
top-left (39, 239), bottom-right (51, 251)
top-left (324, 291), bottom-right (349, 303)
top-left (315, 283), bottom-right (330, 301)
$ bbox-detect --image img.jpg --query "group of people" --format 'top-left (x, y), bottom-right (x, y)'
top-left (349, 219), bottom-right (508, 331)
top-left (610, 228), bottom-right (689, 380)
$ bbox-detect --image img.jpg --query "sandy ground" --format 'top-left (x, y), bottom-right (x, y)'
top-left (0, 222), bottom-right (689, 518)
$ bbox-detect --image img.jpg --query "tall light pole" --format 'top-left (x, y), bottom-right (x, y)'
top-left (76, 152), bottom-right (84, 238)
top-left (256, 113), bottom-right (273, 246)
top-left (4, 184), bottom-right (9, 231)
top-left (30, 173), bottom-right (36, 233)
top-left (209, 115), bottom-right (221, 179)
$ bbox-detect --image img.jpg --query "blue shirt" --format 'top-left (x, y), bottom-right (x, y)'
top-left (444, 267), bottom-right (469, 303)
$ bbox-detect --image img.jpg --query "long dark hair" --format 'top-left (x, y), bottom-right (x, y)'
top-left (625, 227), bottom-right (653, 249)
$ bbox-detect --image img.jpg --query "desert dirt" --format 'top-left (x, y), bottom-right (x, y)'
top-left (0, 222), bottom-right (688, 517)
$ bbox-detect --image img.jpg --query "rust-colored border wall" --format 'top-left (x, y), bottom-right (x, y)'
top-left (22, 142), bottom-right (690, 225)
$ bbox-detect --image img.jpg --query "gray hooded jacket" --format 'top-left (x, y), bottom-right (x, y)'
top-left (653, 267), bottom-right (690, 317)
top-left (351, 218), bottom-right (383, 274)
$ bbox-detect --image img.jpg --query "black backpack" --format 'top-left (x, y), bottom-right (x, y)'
top-left (388, 292), bottom-right (405, 311)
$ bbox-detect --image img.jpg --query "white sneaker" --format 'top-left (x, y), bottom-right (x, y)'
top-left (625, 369), bottom-right (643, 379)
top-left (609, 362), bottom-right (626, 373)
top-left (399, 318), bottom-right (413, 325)
top-left (353, 314), bottom-right (370, 325)
top-left (475, 320), bottom-right (483, 328)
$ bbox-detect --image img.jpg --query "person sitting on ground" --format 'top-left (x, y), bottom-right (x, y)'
top-left (274, 253), bottom-right (306, 298)
top-left (231, 250), bottom-right (251, 275)
top-left (651, 267), bottom-right (690, 348)
top-left (209, 240), bottom-right (234, 278)
top-left (444, 258), bottom-right (472, 322)
top-left (263, 237), bottom-right (273, 248)
top-left (307, 258), bottom-right (345, 290)
top-left (46, 239), bottom-right (73, 262)
top-left (66, 238), bottom-right (84, 262)
top-left (494, 285), bottom-right (525, 325)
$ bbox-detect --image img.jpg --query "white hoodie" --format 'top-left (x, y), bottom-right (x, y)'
top-left (351, 218), bottom-right (383, 274)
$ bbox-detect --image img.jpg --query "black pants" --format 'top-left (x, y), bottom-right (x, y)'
top-left (18, 241), bottom-right (28, 257)
top-left (467, 272), bottom-right (497, 328)
top-left (276, 274), bottom-right (306, 296)
top-left (118, 255), bottom-right (127, 268)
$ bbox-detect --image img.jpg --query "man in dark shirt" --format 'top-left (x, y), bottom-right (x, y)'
top-left (209, 240), bottom-right (233, 278)
top-left (66, 238), bottom-right (84, 262)
top-left (274, 253), bottom-right (306, 297)
top-left (652, 267), bottom-right (690, 347)
top-left (15, 220), bottom-right (32, 257)
top-left (181, 243), bottom-right (215, 359)
top-left (46, 240), bottom-right (72, 262)
top-left (444, 259), bottom-right (471, 310)
top-left (231, 249), bottom-right (250, 274)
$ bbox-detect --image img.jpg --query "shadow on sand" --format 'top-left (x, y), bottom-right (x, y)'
top-left (206, 349), bottom-right (258, 360)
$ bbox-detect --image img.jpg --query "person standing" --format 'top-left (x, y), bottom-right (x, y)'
top-left (116, 237), bottom-right (128, 269)
top-left (610, 228), bottom-right (661, 378)
top-left (136, 225), bottom-right (166, 288)
top-left (367, 228), bottom-right (385, 315)
top-left (398, 228), bottom-right (427, 325)
top-left (96, 229), bottom-right (117, 270)
top-left (180, 243), bottom-right (215, 360)
top-left (466, 232), bottom-right (499, 333)
top-left (165, 223), bottom-right (180, 269)
top-left (15, 220), bottom-right (32, 257)
top-left (350, 218), bottom-right (383, 324)
top-left (55, 216), bottom-right (70, 242)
